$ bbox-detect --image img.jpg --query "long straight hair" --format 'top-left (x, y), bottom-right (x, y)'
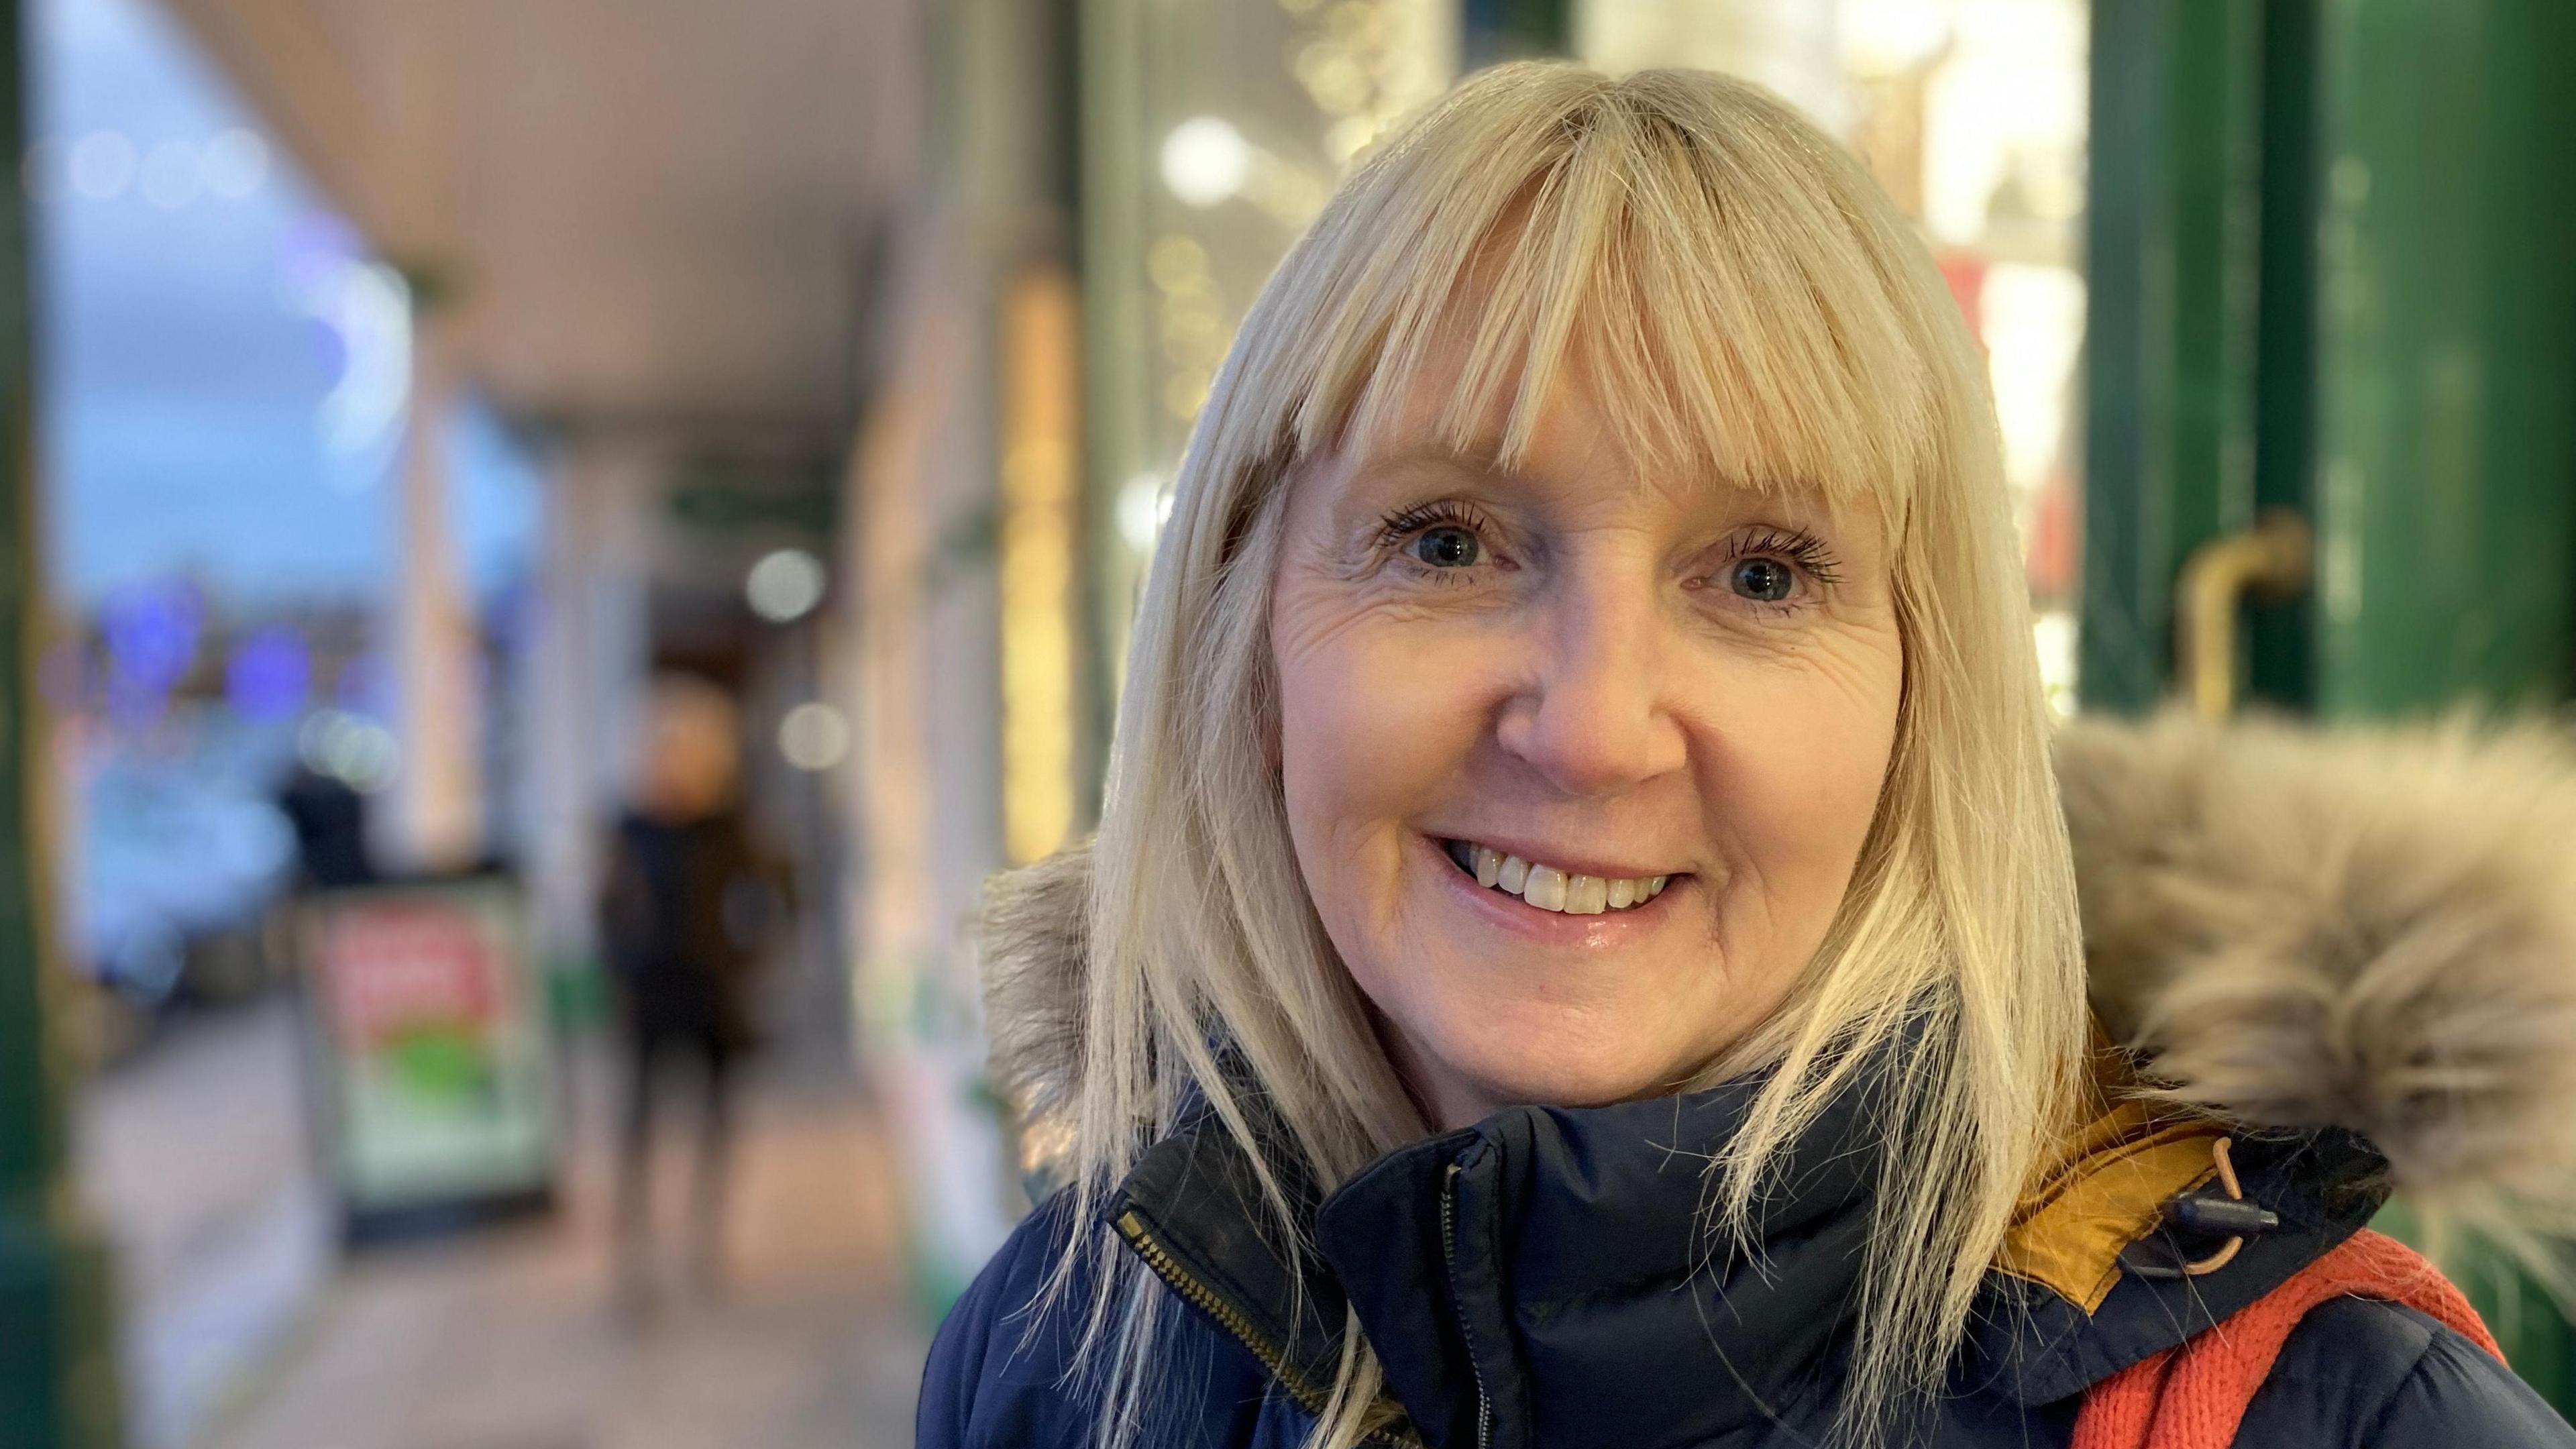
top-left (1036, 62), bottom-right (2087, 1447)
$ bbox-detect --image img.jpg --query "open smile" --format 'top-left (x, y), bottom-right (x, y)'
top-left (1438, 837), bottom-right (1680, 916)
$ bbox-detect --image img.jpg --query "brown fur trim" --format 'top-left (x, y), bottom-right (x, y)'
top-left (977, 844), bottom-right (1092, 1143)
top-left (2057, 710), bottom-right (2576, 1229)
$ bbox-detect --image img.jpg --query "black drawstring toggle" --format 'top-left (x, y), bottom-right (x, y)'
top-left (2117, 1136), bottom-right (2275, 1281)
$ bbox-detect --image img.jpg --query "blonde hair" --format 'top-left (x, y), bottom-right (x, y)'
top-left (1039, 62), bottom-right (2086, 1446)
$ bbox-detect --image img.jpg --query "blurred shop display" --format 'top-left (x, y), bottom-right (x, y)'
top-left (1081, 0), bottom-right (1460, 694)
top-left (299, 874), bottom-right (557, 1242)
top-left (1578, 0), bottom-right (2089, 711)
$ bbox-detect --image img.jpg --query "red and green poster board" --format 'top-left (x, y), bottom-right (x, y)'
top-left (301, 875), bottom-right (557, 1237)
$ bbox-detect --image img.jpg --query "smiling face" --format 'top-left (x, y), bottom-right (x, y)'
top-left (1269, 365), bottom-right (1906, 1130)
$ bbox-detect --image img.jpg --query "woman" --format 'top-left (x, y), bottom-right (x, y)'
top-left (922, 64), bottom-right (2576, 1447)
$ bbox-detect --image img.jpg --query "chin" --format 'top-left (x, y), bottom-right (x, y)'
top-left (1424, 1008), bottom-right (1700, 1116)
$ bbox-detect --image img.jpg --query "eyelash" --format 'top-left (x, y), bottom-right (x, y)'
top-left (1373, 504), bottom-right (1845, 607)
top-left (1373, 500), bottom-right (1494, 552)
top-left (1718, 527), bottom-right (1844, 588)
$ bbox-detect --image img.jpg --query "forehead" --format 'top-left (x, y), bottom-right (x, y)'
top-left (1330, 327), bottom-right (1878, 535)
top-left (1316, 239), bottom-right (1916, 533)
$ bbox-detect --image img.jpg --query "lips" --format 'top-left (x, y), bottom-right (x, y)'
top-left (1441, 838), bottom-right (1673, 916)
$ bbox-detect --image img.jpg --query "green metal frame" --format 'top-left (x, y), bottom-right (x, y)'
top-left (2090, 0), bottom-right (2576, 718)
top-left (2245, 0), bottom-right (2322, 712)
top-left (2082, 0), bottom-right (2269, 715)
top-left (0, 0), bottom-right (122, 1442)
top-left (1462, 0), bottom-right (1572, 68)
top-left (1073, 0), bottom-right (1148, 834)
top-left (2308, 0), bottom-right (2576, 715)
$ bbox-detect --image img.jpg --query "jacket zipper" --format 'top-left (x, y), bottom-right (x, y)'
top-left (1114, 1208), bottom-right (1426, 1448)
top-left (1116, 1209), bottom-right (1314, 1399)
top-left (1442, 1163), bottom-right (1494, 1449)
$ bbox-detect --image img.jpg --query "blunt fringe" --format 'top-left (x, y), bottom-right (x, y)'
top-left (1020, 62), bottom-right (2088, 1448)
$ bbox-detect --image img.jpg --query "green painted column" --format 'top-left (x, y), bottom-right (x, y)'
top-left (2080, 0), bottom-right (2271, 714)
top-left (0, 0), bottom-right (122, 1442)
top-left (2308, 0), bottom-right (2576, 716)
top-left (2244, 0), bottom-right (2323, 712)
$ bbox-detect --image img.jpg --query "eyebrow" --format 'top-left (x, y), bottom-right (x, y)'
top-left (1351, 443), bottom-right (1827, 515)
top-left (1347, 445), bottom-right (1513, 489)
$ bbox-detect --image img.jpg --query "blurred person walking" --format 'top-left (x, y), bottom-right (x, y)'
top-left (599, 673), bottom-right (786, 1311)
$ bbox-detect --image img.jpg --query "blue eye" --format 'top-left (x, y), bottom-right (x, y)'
top-left (1409, 526), bottom-right (1482, 568)
top-left (1728, 557), bottom-right (1796, 602)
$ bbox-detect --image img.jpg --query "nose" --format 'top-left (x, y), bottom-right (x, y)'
top-left (1492, 563), bottom-right (1688, 798)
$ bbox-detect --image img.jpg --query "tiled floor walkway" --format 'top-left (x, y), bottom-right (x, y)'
top-left (176, 1030), bottom-right (927, 1449)
top-left (77, 998), bottom-right (335, 1449)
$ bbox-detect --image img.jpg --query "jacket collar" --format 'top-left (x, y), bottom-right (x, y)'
top-left (1965, 1122), bottom-right (2389, 1405)
top-left (1108, 1064), bottom-right (2391, 1447)
top-left (1110, 1059), bottom-right (1881, 1449)
top-left (1316, 1075), bottom-right (1880, 1448)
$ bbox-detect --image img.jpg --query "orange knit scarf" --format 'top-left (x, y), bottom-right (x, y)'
top-left (2072, 1229), bottom-right (2504, 1449)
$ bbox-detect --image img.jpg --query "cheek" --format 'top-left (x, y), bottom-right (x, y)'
top-left (1691, 629), bottom-right (1903, 892)
top-left (1273, 592), bottom-right (1493, 906)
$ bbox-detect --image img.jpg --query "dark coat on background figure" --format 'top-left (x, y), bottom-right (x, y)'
top-left (597, 808), bottom-right (781, 1058)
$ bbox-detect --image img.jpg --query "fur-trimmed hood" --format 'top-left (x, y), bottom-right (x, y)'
top-left (981, 711), bottom-right (2576, 1235)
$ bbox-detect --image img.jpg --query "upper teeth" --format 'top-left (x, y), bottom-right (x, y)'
top-left (1456, 842), bottom-right (1670, 916)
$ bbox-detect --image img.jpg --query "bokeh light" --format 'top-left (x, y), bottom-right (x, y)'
top-left (1160, 116), bottom-right (1250, 207)
top-left (67, 128), bottom-right (134, 198)
top-left (101, 579), bottom-right (201, 691)
top-left (744, 547), bottom-right (826, 623)
top-left (296, 708), bottom-right (400, 793)
top-left (776, 702), bottom-right (848, 771)
top-left (225, 625), bottom-right (310, 721)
